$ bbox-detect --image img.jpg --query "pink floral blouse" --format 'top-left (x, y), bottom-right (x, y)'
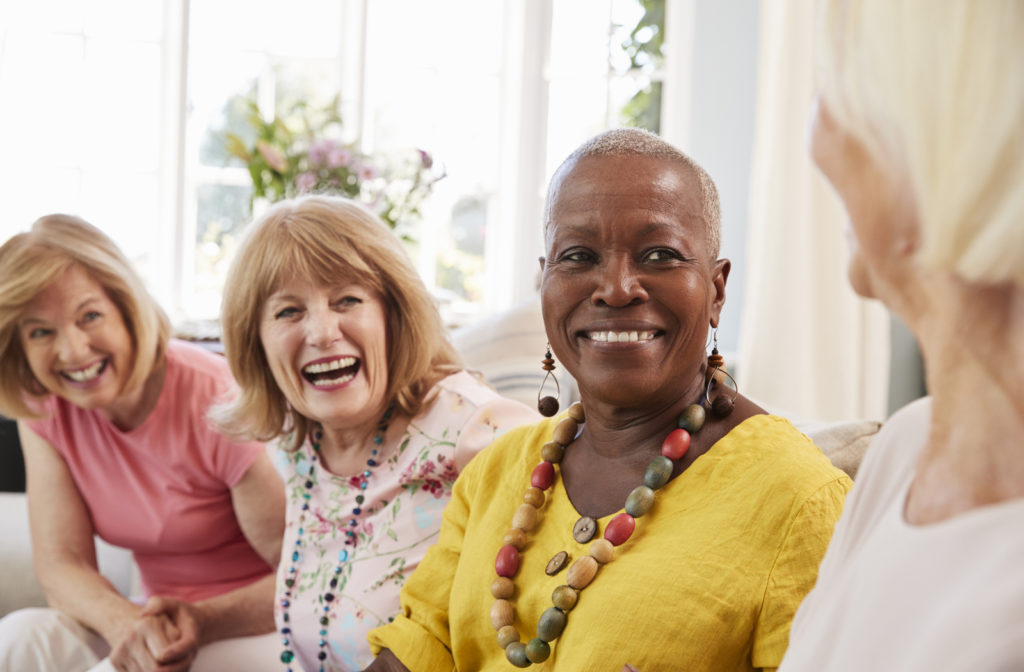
top-left (274, 371), bottom-right (538, 671)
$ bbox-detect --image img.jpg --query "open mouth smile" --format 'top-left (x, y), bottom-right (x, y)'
top-left (60, 359), bottom-right (108, 383)
top-left (585, 330), bottom-right (658, 343)
top-left (302, 356), bottom-right (360, 388)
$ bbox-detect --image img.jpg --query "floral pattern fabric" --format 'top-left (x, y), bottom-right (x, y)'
top-left (273, 371), bottom-right (537, 672)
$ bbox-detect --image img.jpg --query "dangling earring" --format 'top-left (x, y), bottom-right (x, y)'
top-left (704, 327), bottom-right (738, 418)
top-left (538, 345), bottom-right (561, 417)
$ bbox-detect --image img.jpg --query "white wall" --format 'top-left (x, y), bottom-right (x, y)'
top-left (682, 0), bottom-right (760, 359)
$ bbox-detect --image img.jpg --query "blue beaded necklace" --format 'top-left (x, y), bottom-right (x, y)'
top-left (279, 402), bottom-right (395, 672)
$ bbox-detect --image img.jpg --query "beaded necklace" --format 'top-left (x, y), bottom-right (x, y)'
top-left (490, 399), bottom-right (709, 667)
top-left (279, 402), bottom-right (395, 672)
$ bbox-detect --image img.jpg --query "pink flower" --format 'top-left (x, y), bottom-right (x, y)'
top-left (357, 163), bottom-right (378, 181)
top-left (311, 518), bottom-right (333, 535)
top-left (418, 149), bottom-right (433, 169)
top-left (398, 453), bottom-right (459, 498)
top-left (422, 479), bottom-right (447, 498)
top-left (436, 455), bottom-right (458, 481)
top-left (257, 141), bottom-right (288, 173)
top-left (296, 171), bottom-right (318, 193)
top-left (308, 139), bottom-right (337, 166)
top-left (327, 148), bottom-right (352, 169)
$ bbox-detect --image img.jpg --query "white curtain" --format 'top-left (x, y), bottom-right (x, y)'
top-left (737, 2), bottom-right (890, 422)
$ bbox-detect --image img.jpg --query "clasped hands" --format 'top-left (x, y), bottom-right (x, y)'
top-left (109, 597), bottom-right (204, 672)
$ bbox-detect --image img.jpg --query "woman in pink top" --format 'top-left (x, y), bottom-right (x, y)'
top-left (215, 195), bottom-right (538, 672)
top-left (0, 215), bottom-right (286, 672)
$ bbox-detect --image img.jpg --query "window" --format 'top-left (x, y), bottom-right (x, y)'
top-left (179, 0), bottom-right (671, 326)
top-left (183, 0), bottom-right (347, 318)
top-left (0, 0), bottom-right (171, 299)
top-left (3, 0), bottom-right (756, 355)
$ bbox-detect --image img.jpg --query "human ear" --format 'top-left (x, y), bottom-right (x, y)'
top-left (709, 258), bottom-right (730, 327)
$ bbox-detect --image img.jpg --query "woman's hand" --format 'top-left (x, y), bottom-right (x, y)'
top-left (108, 603), bottom-right (197, 672)
top-left (142, 596), bottom-right (207, 654)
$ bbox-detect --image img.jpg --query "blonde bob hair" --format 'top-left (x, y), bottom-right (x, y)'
top-left (217, 195), bottom-right (461, 451)
top-left (816, 0), bottom-right (1024, 286)
top-left (0, 214), bottom-right (171, 419)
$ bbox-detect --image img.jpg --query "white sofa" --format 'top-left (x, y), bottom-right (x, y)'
top-left (0, 492), bottom-right (139, 616)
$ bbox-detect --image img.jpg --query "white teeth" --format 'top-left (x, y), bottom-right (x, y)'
top-left (64, 360), bottom-right (104, 382)
top-left (311, 372), bottom-right (356, 387)
top-left (587, 331), bottom-right (655, 343)
top-left (303, 357), bottom-right (356, 375)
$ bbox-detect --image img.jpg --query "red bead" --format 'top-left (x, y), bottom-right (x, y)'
top-left (495, 544), bottom-right (520, 577)
top-left (661, 428), bottom-right (691, 460)
top-left (604, 513), bottom-right (636, 546)
top-left (531, 461), bottom-right (555, 490)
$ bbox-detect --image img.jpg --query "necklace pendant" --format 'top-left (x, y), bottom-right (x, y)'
top-left (545, 550), bottom-right (569, 575)
top-left (572, 516), bottom-right (597, 544)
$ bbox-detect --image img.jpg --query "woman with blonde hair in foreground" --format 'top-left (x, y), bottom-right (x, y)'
top-left (0, 215), bottom-right (285, 672)
top-left (780, 1), bottom-right (1024, 670)
top-left (216, 195), bottom-right (538, 671)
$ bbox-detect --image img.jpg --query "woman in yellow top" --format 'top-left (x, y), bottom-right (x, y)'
top-left (365, 129), bottom-right (852, 671)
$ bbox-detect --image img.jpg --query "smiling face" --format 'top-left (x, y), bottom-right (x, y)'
top-left (540, 154), bottom-right (729, 408)
top-left (18, 265), bottom-right (135, 412)
top-left (258, 277), bottom-right (390, 433)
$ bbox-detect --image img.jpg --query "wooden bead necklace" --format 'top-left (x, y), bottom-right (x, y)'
top-left (489, 399), bottom-right (709, 667)
top-left (279, 402), bottom-right (395, 672)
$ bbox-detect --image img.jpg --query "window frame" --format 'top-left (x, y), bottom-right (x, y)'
top-left (166, 0), bottom-right (695, 322)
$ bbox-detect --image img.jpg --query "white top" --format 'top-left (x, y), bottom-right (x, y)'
top-left (274, 371), bottom-right (538, 672)
top-left (780, 397), bottom-right (1024, 671)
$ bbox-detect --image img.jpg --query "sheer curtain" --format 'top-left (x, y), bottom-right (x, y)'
top-left (737, 2), bottom-right (890, 422)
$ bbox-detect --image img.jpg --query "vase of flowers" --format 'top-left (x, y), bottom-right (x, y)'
top-left (224, 95), bottom-right (443, 240)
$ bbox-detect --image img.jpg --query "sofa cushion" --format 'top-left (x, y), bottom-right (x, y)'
top-left (0, 493), bottom-right (139, 617)
top-left (0, 493), bottom-right (45, 615)
top-left (800, 418), bottom-right (882, 480)
top-left (450, 297), bottom-right (578, 410)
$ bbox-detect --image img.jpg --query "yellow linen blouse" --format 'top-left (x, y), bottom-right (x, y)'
top-left (368, 413), bottom-right (852, 671)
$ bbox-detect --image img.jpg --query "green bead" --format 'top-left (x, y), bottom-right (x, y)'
top-left (537, 606), bottom-right (567, 642)
top-left (624, 485), bottom-right (655, 517)
top-left (505, 641), bottom-right (531, 667)
top-left (677, 404), bottom-right (706, 433)
top-left (526, 637), bottom-right (551, 663)
top-left (644, 456), bottom-right (674, 490)
top-left (280, 651), bottom-right (295, 664)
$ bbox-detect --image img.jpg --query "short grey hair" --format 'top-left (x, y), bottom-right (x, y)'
top-left (544, 128), bottom-right (722, 258)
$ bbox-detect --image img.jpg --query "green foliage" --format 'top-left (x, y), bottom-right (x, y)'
top-left (619, 0), bottom-right (666, 132)
top-left (223, 94), bottom-right (444, 238)
top-left (623, 0), bottom-right (665, 69)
